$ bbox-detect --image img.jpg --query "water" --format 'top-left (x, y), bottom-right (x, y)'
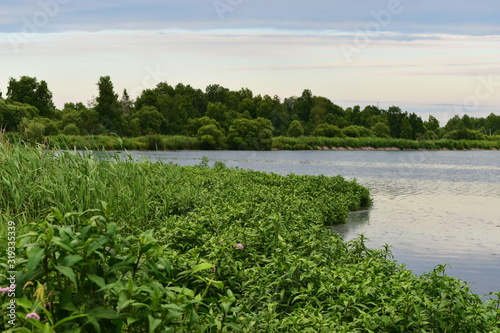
top-left (121, 150), bottom-right (500, 297)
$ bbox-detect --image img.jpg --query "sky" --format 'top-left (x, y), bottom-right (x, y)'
top-left (1, 0), bottom-right (500, 124)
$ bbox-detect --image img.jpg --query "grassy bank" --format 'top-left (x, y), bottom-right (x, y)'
top-left (273, 136), bottom-right (500, 151)
top-left (0, 145), bottom-right (499, 332)
top-left (5, 133), bottom-right (500, 151)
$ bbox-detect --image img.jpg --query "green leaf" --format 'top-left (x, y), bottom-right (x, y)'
top-left (58, 255), bottom-right (83, 267)
top-left (148, 315), bottom-right (162, 333)
top-left (55, 266), bottom-right (77, 284)
top-left (54, 314), bottom-right (88, 328)
top-left (54, 240), bottom-right (76, 253)
top-left (117, 299), bottom-right (134, 312)
top-left (88, 307), bottom-right (118, 319)
top-left (212, 280), bottom-right (224, 290)
top-left (26, 246), bottom-right (44, 274)
top-left (127, 316), bottom-right (139, 326)
top-left (87, 273), bottom-right (106, 288)
top-left (191, 263), bottom-right (213, 274)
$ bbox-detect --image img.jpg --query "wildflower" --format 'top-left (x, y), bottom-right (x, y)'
top-left (0, 287), bottom-right (11, 294)
top-left (26, 312), bottom-right (40, 320)
top-left (234, 243), bottom-right (244, 250)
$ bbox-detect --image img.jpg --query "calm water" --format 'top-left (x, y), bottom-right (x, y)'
top-left (122, 150), bottom-right (500, 297)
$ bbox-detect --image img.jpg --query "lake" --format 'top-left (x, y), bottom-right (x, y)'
top-left (122, 149), bottom-right (500, 297)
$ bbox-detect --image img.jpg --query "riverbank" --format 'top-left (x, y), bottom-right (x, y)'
top-left (3, 133), bottom-right (498, 151)
top-left (1, 146), bottom-right (498, 331)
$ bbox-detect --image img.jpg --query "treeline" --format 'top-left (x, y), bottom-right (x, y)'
top-left (1, 75), bottom-right (500, 150)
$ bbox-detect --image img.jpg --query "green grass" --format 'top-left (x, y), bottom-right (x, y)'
top-left (7, 133), bottom-right (500, 151)
top-left (272, 136), bottom-right (500, 150)
top-left (44, 134), bottom-right (201, 151)
top-left (0, 145), bottom-right (499, 332)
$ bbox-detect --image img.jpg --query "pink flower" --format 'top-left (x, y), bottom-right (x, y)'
top-left (0, 287), bottom-right (11, 294)
top-left (234, 243), bottom-right (244, 250)
top-left (26, 312), bottom-right (40, 320)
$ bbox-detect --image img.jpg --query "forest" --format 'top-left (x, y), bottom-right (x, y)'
top-left (1, 75), bottom-right (500, 150)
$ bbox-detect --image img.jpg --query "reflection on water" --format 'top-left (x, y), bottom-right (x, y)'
top-left (119, 150), bottom-right (500, 296)
top-left (332, 209), bottom-right (370, 236)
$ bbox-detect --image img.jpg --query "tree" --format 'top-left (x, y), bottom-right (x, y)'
top-left (7, 76), bottom-right (55, 117)
top-left (408, 113), bottom-right (425, 139)
top-left (120, 89), bottom-right (134, 116)
top-left (185, 116), bottom-right (223, 137)
top-left (227, 117), bottom-right (274, 150)
top-left (424, 115), bottom-right (440, 132)
top-left (95, 76), bottom-right (121, 132)
top-left (0, 99), bottom-right (39, 131)
top-left (400, 118), bottom-right (413, 139)
top-left (387, 106), bottom-right (405, 138)
top-left (287, 120), bottom-right (304, 137)
top-left (371, 122), bottom-right (390, 138)
top-left (197, 124), bottom-right (226, 149)
top-left (444, 115), bottom-right (463, 132)
top-left (129, 106), bottom-right (166, 136)
top-left (18, 117), bottom-right (45, 143)
top-left (312, 124), bottom-right (343, 138)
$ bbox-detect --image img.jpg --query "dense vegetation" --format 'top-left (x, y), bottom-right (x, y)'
top-left (1, 145), bottom-right (499, 332)
top-left (2, 76), bottom-right (500, 150)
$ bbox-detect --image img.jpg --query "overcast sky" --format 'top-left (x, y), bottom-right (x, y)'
top-left (1, 0), bottom-right (499, 123)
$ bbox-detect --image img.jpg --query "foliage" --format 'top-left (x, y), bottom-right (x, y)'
top-left (0, 146), bottom-right (499, 332)
top-left (17, 118), bottom-right (46, 143)
top-left (2, 76), bottom-right (500, 148)
top-left (197, 124), bottom-right (226, 150)
top-left (95, 76), bottom-right (121, 132)
top-left (311, 124), bottom-right (343, 138)
top-left (227, 117), bottom-right (274, 150)
top-left (6, 76), bottom-right (55, 118)
top-left (287, 120), bottom-right (304, 138)
top-left (0, 100), bottom-right (39, 131)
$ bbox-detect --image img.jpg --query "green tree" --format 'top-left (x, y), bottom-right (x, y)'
top-left (444, 115), bottom-right (463, 132)
top-left (7, 76), bottom-right (55, 117)
top-left (287, 120), bottom-right (304, 137)
top-left (120, 89), bottom-right (134, 116)
top-left (485, 113), bottom-right (500, 135)
top-left (197, 124), bottom-right (226, 149)
top-left (311, 124), bottom-right (343, 138)
top-left (424, 115), bottom-right (440, 132)
top-left (206, 102), bottom-right (228, 125)
top-left (95, 76), bottom-right (121, 132)
top-left (371, 122), bottom-right (390, 138)
top-left (185, 116), bottom-right (223, 137)
top-left (0, 99), bottom-right (39, 131)
top-left (227, 117), bottom-right (274, 150)
top-left (62, 123), bottom-right (81, 136)
top-left (400, 118), bottom-right (413, 139)
top-left (386, 106), bottom-right (404, 138)
top-left (18, 117), bottom-right (46, 142)
top-left (130, 106), bottom-right (166, 135)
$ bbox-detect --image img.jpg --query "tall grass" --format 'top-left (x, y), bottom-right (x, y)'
top-left (272, 136), bottom-right (500, 150)
top-left (0, 145), bottom-right (499, 332)
top-left (45, 134), bottom-right (201, 151)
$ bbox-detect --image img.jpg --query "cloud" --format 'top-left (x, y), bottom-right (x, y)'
top-left (1, 0), bottom-right (499, 35)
